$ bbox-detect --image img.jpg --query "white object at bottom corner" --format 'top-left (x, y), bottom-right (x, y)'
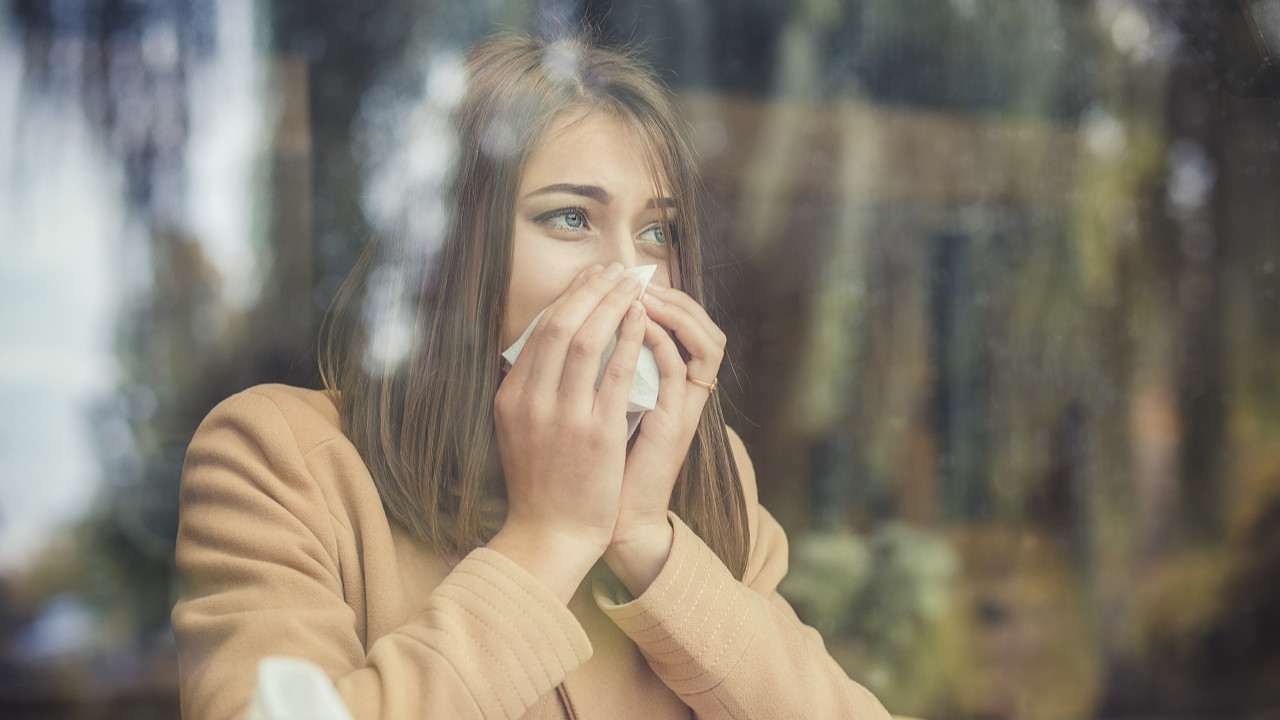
top-left (247, 656), bottom-right (355, 720)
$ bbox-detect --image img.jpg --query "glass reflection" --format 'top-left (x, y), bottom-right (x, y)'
top-left (2, 0), bottom-right (1279, 717)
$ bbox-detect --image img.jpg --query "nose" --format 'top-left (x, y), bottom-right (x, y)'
top-left (598, 228), bottom-right (640, 269)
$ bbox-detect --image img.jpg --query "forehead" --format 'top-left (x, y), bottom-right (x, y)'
top-left (518, 109), bottom-right (672, 196)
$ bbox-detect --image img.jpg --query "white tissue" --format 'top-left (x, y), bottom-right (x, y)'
top-left (502, 265), bottom-right (660, 437)
top-left (247, 656), bottom-right (355, 720)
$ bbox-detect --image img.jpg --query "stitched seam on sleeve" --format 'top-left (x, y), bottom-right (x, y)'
top-left (465, 552), bottom-right (591, 661)
top-left (668, 532), bottom-right (705, 616)
top-left (699, 586), bottom-right (752, 678)
top-left (614, 531), bottom-right (692, 631)
top-left (422, 601), bottom-right (542, 692)
top-left (449, 570), bottom-right (543, 649)
top-left (445, 579), bottom-right (557, 688)
top-left (699, 614), bottom-right (762, 702)
top-left (634, 528), bottom-right (691, 619)
top-left (452, 565), bottom-right (583, 667)
top-left (419, 599), bottom-right (521, 717)
top-left (647, 545), bottom-right (747, 681)
top-left (691, 578), bottom-right (730, 661)
top-left (652, 573), bottom-right (727, 670)
top-left (653, 547), bottom-right (713, 661)
top-left (409, 640), bottom-right (487, 719)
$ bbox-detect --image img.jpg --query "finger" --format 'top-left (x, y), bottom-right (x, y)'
top-left (643, 317), bottom-right (689, 418)
top-left (640, 289), bottom-right (725, 382)
top-left (643, 283), bottom-right (722, 339)
top-left (504, 263), bottom-right (603, 388)
top-left (593, 301), bottom-right (646, 417)
top-left (519, 263), bottom-right (629, 400)
top-left (559, 269), bottom-right (647, 405)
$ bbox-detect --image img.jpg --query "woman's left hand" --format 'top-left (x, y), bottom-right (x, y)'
top-left (603, 282), bottom-right (726, 595)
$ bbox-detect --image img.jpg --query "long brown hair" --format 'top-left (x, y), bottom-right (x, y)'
top-left (319, 32), bottom-right (750, 578)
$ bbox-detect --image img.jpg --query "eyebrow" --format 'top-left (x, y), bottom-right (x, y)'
top-left (523, 183), bottom-right (676, 209)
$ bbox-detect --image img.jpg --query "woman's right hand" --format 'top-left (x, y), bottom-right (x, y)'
top-left (488, 262), bottom-right (648, 602)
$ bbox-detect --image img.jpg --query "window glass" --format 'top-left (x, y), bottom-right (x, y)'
top-left (2, 1), bottom-right (1278, 717)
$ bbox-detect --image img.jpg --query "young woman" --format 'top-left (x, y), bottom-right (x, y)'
top-left (172, 32), bottom-right (890, 720)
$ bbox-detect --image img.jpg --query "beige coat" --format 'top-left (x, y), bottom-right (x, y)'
top-left (172, 384), bottom-right (889, 720)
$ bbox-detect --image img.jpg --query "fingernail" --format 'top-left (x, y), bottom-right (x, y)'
top-left (644, 291), bottom-right (665, 307)
top-left (619, 274), bottom-right (640, 292)
top-left (602, 263), bottom-right (624, 281)
top-left (628, 301), bottom-right (644, 320)
top-left (588, 263), bottom-right (605, 275)
top-left (646, 281), bottom-right (667, 293)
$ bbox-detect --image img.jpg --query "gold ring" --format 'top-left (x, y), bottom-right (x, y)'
top-left (687, 376), bottom-right (717, 392)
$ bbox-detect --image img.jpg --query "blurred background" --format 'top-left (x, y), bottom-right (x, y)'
top-left (2, 0), bottom-right (1278, 718)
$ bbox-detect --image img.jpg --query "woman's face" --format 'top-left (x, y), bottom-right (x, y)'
top-left (502, 109), bottom-right (676, 347)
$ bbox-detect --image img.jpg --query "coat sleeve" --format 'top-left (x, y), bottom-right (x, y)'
top-left (172, 388), bottom-right (592, 720)
top-left (593, 429), bottom-right (890, 720)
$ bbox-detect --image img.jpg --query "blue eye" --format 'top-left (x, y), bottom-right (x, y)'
top-left (639, 223), bottom-right (665, 245)
top-left (639, 222), bottom-right (678, 246)
top-left (535, 208), bottom-right (588, 230)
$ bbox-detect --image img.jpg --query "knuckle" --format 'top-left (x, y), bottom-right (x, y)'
top-left (521, 401), bottom-right (550, 426)
top-left (542, 316), bottom-right (573, 341)
top-left (602, 359), bottom-right (630, 384)
top-left (493, 387), bottom-right (516, 415)
top-left (584, 425), bottom-right (616, 450)
top-left (564, 413), bottom-right (597, 441)
top-left (568, 333), bottom-right (601, 361)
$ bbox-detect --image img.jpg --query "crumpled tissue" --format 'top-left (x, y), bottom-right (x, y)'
top-left (502, 264), bottom-right (660, 437)
top-left (247, 656), bottom-right (355, 720)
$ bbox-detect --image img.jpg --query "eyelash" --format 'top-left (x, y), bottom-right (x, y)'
top-left (533, 207), bottom-right (590, 231)
top-left (533, 207), bottom-right (678, 246)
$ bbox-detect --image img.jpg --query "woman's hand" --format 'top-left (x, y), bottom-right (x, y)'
top-left (604, 282), bottom-right (727, 595)
top-left (489, 262), bottom-right (648, 603)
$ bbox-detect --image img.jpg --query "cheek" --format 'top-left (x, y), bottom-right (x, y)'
top-left (655, 262), bottom-right (675, 291)
top-left (502, 271), bottom-right (544, 349)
